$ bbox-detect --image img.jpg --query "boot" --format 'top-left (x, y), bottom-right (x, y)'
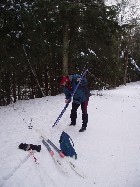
top-left (79, 114), bottom-right (88, 132)
top-left (79, 127), bottom-right (86, 132)
top-left (70, 112), bottom-right (77, 126)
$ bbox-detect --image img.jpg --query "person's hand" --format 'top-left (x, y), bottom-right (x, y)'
top-left (65, 99), bottom-right (71, 103)
top-left (77, 78), bottom-right (81, 82)
top-left (65, 99), bottom-right (69, 103)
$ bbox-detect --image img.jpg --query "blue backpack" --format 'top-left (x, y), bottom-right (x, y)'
top-left (59, 131), bottom-right (77, 159)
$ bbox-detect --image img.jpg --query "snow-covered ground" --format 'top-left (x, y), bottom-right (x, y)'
top-left (0, 81), bottom-right (140, 187)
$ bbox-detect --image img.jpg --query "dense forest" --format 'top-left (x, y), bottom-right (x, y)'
top-left (0, 0), bottom-right (140, 106)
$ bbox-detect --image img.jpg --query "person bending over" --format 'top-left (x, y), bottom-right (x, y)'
top-left (59, 74), bottom-right (90, 132)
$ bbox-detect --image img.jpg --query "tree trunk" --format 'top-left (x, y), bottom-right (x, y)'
top-left (23, 45), bottom-right (45, 97)
top-left (62, 21), bottom-right (69, 75)
top-left (12, 65), bottom-right (17, 103)
top-left (44, 64), bottom-right (49, 96)
top-left (124, 49), bottom-right (128, 85)
top-left (5, 70), bottom-right (11, 105)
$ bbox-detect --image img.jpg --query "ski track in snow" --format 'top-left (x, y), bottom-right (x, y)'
top-left (0, 82), bottom-right (140, 187)
top-left (0, 154), bottom-right (30, 187)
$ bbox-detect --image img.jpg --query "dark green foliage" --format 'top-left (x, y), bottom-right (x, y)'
top-left (0, 0), bottom-right (140, 105)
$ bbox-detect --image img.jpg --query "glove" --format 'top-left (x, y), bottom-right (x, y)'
top-left (18, 143), bottom-right (41, 152)
top-left (77, 78), bottom-right (81, 82)
top-left (65, 99), bottom-right (71, 103)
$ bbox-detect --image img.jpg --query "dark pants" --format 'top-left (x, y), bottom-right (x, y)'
top-left (70, 100), bottom-right (88, 128)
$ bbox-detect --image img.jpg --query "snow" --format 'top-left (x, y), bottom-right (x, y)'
top-left (105, 0), bottom-right (140, 24)
top-left (0, 81), bottom-right (140, 187)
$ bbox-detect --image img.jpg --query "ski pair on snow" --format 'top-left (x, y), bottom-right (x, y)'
top-left (36, 129), bottom-right (85, 178)
top-left (42, 139), bottom-right (69, 174)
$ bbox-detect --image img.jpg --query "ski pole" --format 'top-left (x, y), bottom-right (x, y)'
top-left (28, 149), bottom-right (39, 164)
top-left (52, 69), bottom-right (88, 127)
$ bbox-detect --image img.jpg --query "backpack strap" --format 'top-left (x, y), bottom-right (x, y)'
top-left (69, 137), bottom-right (74, 147)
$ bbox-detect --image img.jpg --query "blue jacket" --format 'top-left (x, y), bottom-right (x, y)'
top-left (63, 74), bottom-right (90, 104)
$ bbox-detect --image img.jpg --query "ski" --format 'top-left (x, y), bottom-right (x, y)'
top-left (36, 129), bottom-right (86, 178)
top-left (42, 139), bottom-right (68, 174)
top-left (36, 129), bottom-right (65, 158)
top-left (66, 159), bottom-right (86, 178)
